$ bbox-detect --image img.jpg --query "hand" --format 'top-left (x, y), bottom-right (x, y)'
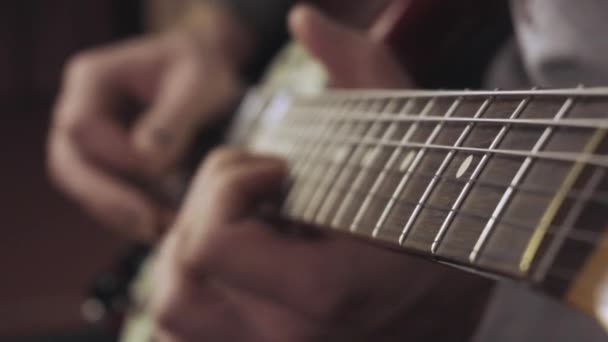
top-left (151, 5), bottom-right (490, 341)
top-left (47, 5), bottom-right (248, 241)
top-left (152, 148), bottom-right (489, 341)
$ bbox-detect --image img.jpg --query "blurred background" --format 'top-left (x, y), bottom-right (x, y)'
top-left (0, 1), bottom-right (143, 340)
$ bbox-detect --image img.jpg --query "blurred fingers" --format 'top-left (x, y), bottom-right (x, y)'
top-left (152, 232), bottom-right (248, 342)
top-left (289, 4), bottom-right (413, 88)
top-left (132, 49), bottom-right (241, 175)
top-left (47, 132), bottom-right (161, 241)
top-left (54, 50), bottom-right (143, 173)
top-left (176, 147), bottom-right (287, 229)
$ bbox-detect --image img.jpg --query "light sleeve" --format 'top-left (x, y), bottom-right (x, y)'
top-left (485, 0), bottom-right (608, 88)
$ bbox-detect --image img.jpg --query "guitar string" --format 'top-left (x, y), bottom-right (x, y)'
top-left (278, 144), bottom-right (608, 207)
top-left (272, 93), bottom-right (607, 139)
top-left (265, 120), bottom-right (608, 204)
top-left (267, 123), bottom-right (608, 168)
top-left (248, 87), bottom-right (608, 105)
top-left (283, 171), bottom-right (603, 243)
top-left (282, 141), bottom-right (607, 271)
top-left (243, 91), bottom-right (608, 274)
top-left (255, 140), bottom-right (606, 268)
top-left (282, 180), bottom-right (603, 272)
top-left (272, 136), bottom-right (606, 254)
top-left (292, 87), bottom-right (608, 99)
top-left (283, 93), bottom-right (608, 136)
top-left (258, 106), bottom-right (605, 235)
top-left (274, 100), bottom-right (608, 203)
top-left (257, 97), bottom-right (608, 208)
top-left (289, 107), bottom-right (608, 130)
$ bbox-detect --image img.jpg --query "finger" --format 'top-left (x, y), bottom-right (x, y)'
top-left (152, 232), bottom-right (247, 342)
top-left (289, 4), bottom-right (412, 88)
top-left (132, 48), bottom-right (240, 175)
top-left (54, 50), bottom-right (146, 174)
top-left (193, 146), bottom-right (254, 178)
top-left (48, 132), bottom-right (161, 241)
top-left (153, 232), bottom-right (314, 342)
top-left (176, 220), bottom-right (333, 315)
top-left (176, 148), bottom-right (287, 229)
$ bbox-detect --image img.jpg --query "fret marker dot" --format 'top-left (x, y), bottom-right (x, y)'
top-left (399, 151), bottom-right (416, 172)
top-left (457, 155), bottom-right (474, 179)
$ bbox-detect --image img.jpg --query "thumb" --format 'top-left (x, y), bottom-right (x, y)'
top-left (288, 4), bottom-right (413, 89)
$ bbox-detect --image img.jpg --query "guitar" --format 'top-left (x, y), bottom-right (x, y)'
top-left (90, 1), bottom-right (608, 340)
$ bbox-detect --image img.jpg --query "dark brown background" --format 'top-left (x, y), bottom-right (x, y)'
top-left (0, 1), bottom-right (140, 339)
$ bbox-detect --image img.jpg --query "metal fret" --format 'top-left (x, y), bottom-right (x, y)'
top-left (331, 100), bottom-right (401, 229)
top-left (533, 166), bottom-right (606, 281)
top-left (350, 100), bottom-right (419, 232)
top-left (520, 128), bottom-right (607, 272)
top-left (282, 99), bottom-right (337, 217)
top-left (315, 100), bottom-right (388, 226)
top-left (431, 97), bottom-right (530, 254)
top-left (296, 102), bottom-right (364, 221)
top-left (300, 101), bottom-right (371, 222)
top-left (313, 87), bottom-right (608, 98)
top-left (229, 87), bottom-right (608, 285)
top-left (365, 99), bottom-right (439, 239)
top-left (397, 98), bottom-right (463, 244)
top-left (288, 100), bottom-right (357, 217)
top-left (469, 97), bottom-right (575, 263)
top-left (397, 97), bottom-right (491, 250)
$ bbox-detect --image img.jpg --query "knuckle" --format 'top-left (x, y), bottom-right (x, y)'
top-left (175, 227), bottom-right (213, 275)
top-left (151, 300), bottom-right (179, 334)
top-left (202, 147), bottom-right (241, 174)
top-left (65, 51), bottom-right (101, 80)
top-left (53, 110), bottom-right (88, 143)
top-left (204, 147), bottom-right (232, 168)
top-left (150, 275), bottom-right (183, 333)
top-left (212, 170), bottom-right (243, 198)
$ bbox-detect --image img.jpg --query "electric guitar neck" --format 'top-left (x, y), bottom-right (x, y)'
top-left (229, 86), bottom-right (608, 330)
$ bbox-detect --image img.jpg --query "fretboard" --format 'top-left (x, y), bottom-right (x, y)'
top-left (228, 87), bottom-right (608, 289)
